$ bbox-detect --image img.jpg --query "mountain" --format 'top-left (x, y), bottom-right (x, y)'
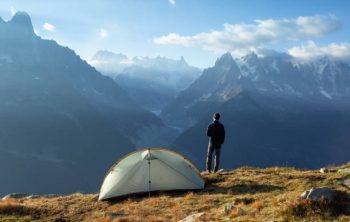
top-left (89, 50), bottom-right (129, 75)
top-left (163, 52), bottom-right (350, 169)
top-left (90, 51), bottom-right (201, 112)
top-left (0, 12), bottom-right (174, 196)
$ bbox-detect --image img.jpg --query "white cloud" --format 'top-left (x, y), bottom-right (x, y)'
top-left (99, 28), bottom-right (109, 39)
top-left (168, 0), bottom-right (176, 5)
top-left (288, 41), bottom-right (350, 61)
top-left (42, 23), bottom-right (56, 32)
top-left (153, 15), bottom-right (340, 56)
top-left (10, 7), bottom-right (16, 16)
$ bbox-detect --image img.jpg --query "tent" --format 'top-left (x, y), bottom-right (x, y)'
top-left (99, 148), bottom-right (205, 200)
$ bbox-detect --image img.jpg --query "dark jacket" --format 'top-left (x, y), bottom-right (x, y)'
top-left (207, 120), bottom-right (225, 145)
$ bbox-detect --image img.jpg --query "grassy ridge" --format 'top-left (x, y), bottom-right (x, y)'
top-left (1, 163), bottom-right (350, 222)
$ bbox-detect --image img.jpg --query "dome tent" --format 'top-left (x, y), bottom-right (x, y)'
top-left (99, 148), bottom-right (205, 200)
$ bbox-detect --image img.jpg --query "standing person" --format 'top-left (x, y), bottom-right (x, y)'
top-left (206, 112), bottom-right (225, 173)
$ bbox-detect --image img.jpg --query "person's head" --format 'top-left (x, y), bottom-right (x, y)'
top-left (213, 112), bottom-right (220, 121)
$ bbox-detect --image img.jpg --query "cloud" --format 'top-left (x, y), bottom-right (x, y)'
top-left (10, 7), bottom-right (16, 16)
top-left (288, 41), bottom-right (350, 61)
top-left (168, 0), bottom-right (176, 5)
top-left (99, 28), bottom-right (109, 39)
top-left (42, 23), bottom-right (56, 32)
top-left (153, 15), bottom-right (341, 56)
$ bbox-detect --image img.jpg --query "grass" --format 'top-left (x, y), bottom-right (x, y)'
top-left (1, 162), bottom-right (350, 221)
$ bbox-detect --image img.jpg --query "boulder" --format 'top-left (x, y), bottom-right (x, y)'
top-left (301, 187), bottom-right (345, 202)
top-left (178, 212), bottom-right (205, 222)
top-left (338, 168), bottom-right (350, 173)
top-left (341, 179), bottom-right (350, 189)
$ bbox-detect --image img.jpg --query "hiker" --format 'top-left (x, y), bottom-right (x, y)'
top-left (206, 112), bottom-right (225, 173)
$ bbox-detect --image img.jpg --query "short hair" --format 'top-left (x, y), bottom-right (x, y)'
top-left (213, 112), bottom-right (220, 120)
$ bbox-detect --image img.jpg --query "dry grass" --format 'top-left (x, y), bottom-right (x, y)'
top-left (0, 199), bottom-right (29, 215)
top-left (2, 162), bottom-right (350, 221)
top-left (282, 191), bottom-right (350, 221)
top-left (251, 200), bottom-right (264, 211)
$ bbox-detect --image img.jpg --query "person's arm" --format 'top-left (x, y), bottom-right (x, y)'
top-left (221, 125), bottom-right (225, 144)
top-left (206, 124), bottom-right (212, 137)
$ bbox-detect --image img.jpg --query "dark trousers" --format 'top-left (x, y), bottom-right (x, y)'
top-left (206, 143), bottom-right (221, 172)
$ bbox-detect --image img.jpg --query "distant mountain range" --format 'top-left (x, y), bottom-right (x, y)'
top-left (163, 52), bottom-right (350, 169)
top-left (0, 12), bottom-right (175, 196)
top-left (2, 11), bottom-right (350, 196)
top-left (90, 50), bottom-right (201, 112)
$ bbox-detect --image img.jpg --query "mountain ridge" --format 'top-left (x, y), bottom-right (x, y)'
top-left (0, 12), bottom-right (175, 196)
top-left (163, 52), bottom-right (350, 170)
top-left (90, 50), bottom-right (201, 111)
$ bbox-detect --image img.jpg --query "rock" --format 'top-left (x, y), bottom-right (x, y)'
top-left (301, 187), bottom-right (345, 202)
top-left (2, 193), bottom-right (31, 200)
top-left (338, 168), bottom-right (350, 173)
top-left (178, 212), bottom-right (205, 222)
top-left (320, 168), bottom-right (328, 173)
top-left (341, 179), bottom-right (350, 188)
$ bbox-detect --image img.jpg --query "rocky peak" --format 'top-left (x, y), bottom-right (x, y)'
top-left (244, 52), bottom-right (258, 62)
top-left (92, 50), bottom-right (128, 61)
top-left (9, 11), bottom-right (34, 34)
top-left (179, 56), bottom-right (187, 65)
top-left (214, 52), bottom-right (236, 68)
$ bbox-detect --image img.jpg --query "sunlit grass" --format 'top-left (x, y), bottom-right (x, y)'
top-left (2, 162), bottom-right (350, 221)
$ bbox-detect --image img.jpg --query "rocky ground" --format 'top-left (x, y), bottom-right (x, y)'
top-left (1, 163), bottom-right (350, 222)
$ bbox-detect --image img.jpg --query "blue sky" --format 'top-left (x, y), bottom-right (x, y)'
top-left (1, 0), bottom-right (350, 67)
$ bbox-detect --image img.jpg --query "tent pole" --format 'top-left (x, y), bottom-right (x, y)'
top-left (148, 148), bottom-right (151, 198)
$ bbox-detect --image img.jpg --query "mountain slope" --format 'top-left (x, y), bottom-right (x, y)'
top-left (90, 51), bottom-right (201, 111)
top-left (0, 12), bottom-right (169, 196)
top-left (164, 52), bottom-right (350, 169)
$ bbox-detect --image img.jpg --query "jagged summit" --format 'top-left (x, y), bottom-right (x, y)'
top-left (215, 51), bottom-right (235, 67)
top-left (9, 11), bottom-right (34, 33)
top-left (241, 52), bottom-right (260, 67)
top-left (179, 55), bottom-right (188, 65)
top-left (243, 52), bottom-right (258, 61)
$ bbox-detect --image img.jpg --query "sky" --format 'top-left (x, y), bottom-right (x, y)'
top-left (1, 0), bottom-right (350, 68)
